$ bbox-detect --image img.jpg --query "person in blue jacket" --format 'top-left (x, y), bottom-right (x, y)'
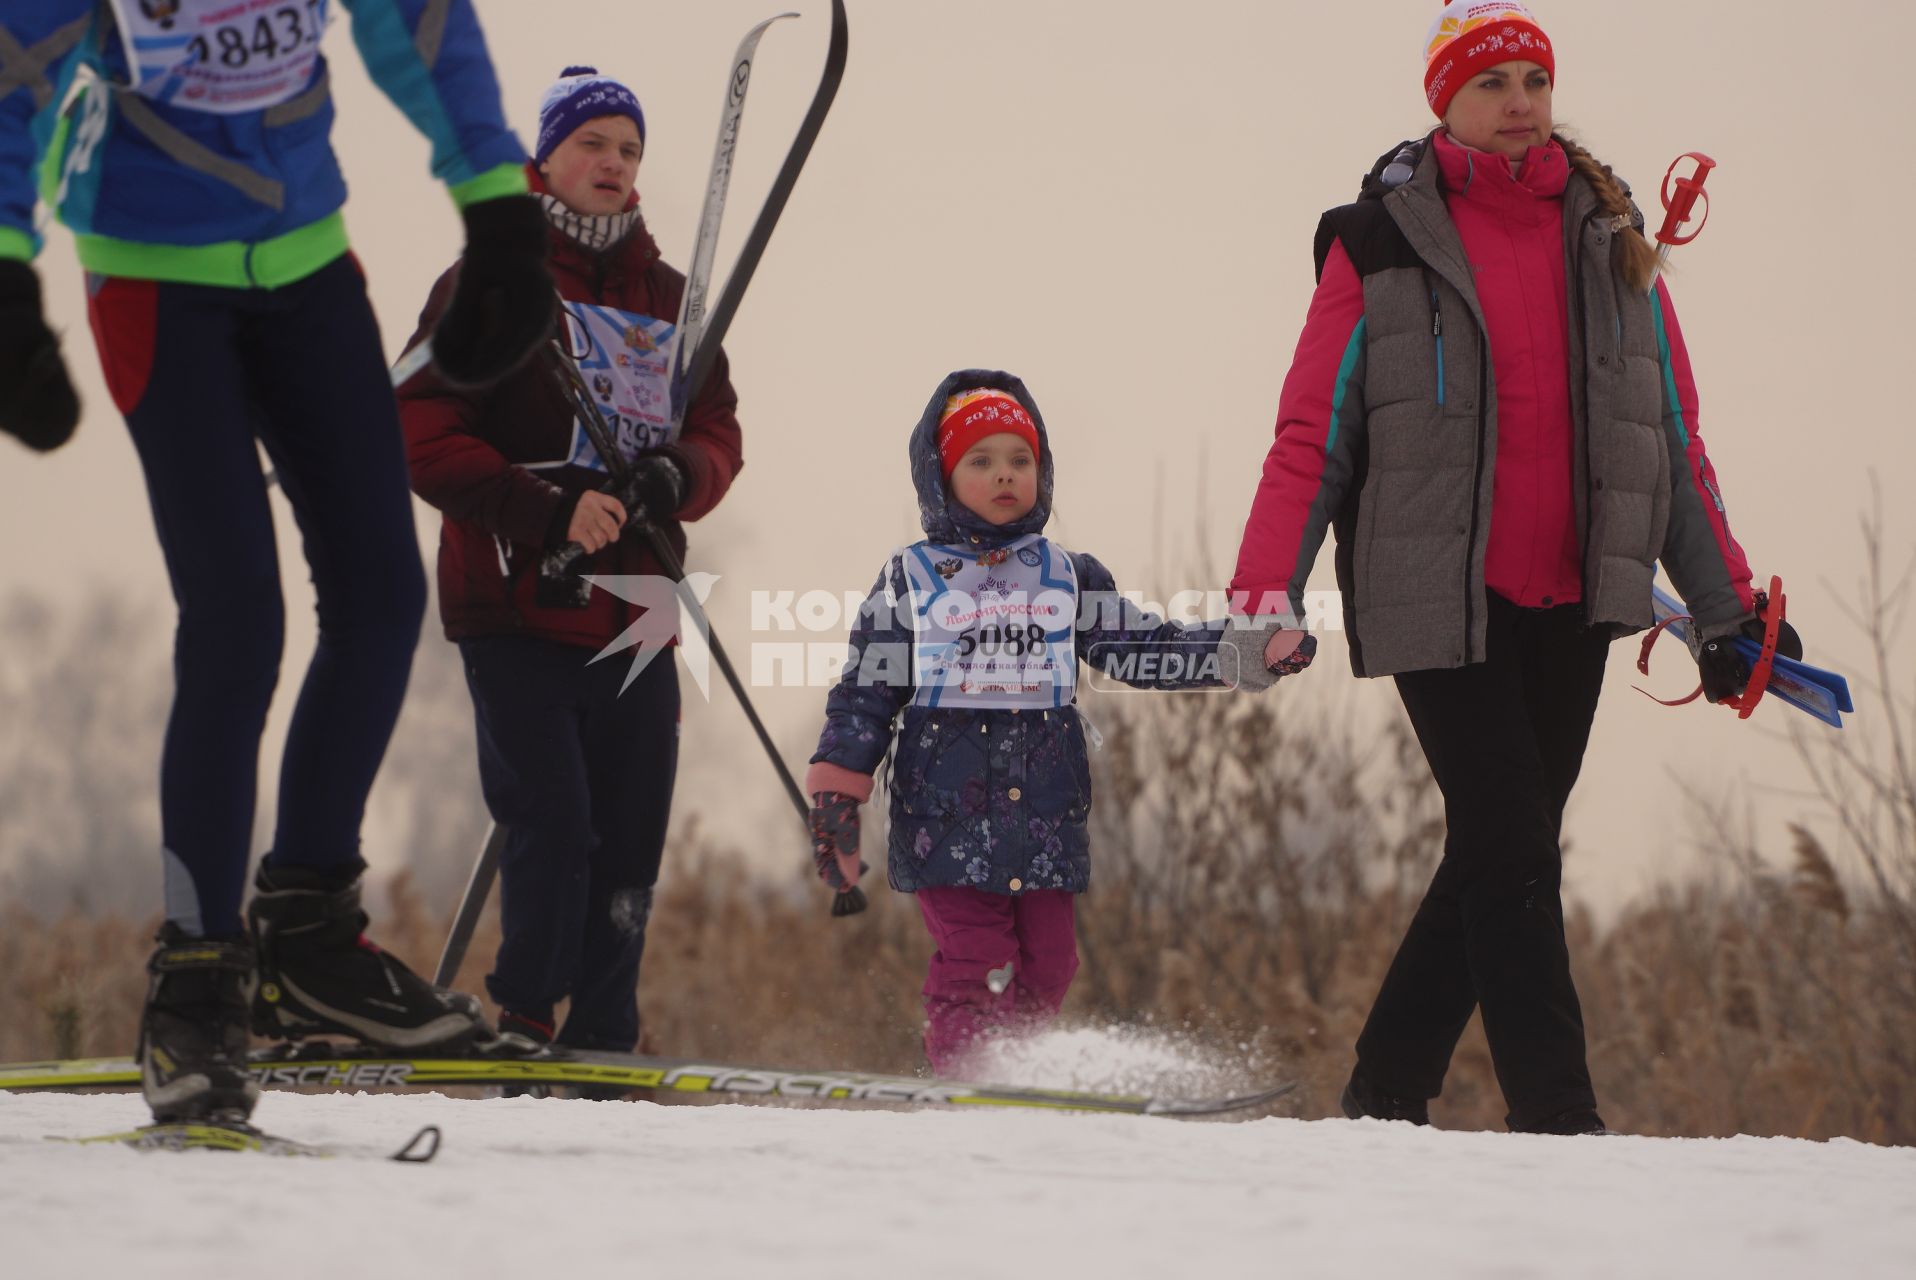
top-left (0, 0), bottom-right (555, 1127)
top-left (805, 369), bottom-right (1314, 1075)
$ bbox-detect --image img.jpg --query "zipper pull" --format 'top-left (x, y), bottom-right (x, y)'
top-left (1430, 290), bottom-right (1443, 337)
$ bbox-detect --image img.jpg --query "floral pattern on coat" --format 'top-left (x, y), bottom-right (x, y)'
top-left (809, 369), bottom-right (1225, 897)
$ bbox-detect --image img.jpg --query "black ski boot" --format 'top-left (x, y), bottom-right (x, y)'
top-left (139, 927), bottom-right (260, 1125)
top-left (492, 1010), bottom-right (557, 1098)
top-left (247, 865), bottom-right (488, 1051)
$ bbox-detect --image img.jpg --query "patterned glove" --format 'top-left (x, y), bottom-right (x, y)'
top-left (1216, 615), bottom-right (1317, 692)
top-left (809, 791), bottom-right (869, 917)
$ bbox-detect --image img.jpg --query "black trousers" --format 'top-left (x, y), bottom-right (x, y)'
top-left (460, 634), bottom-right (679, 1051)
top-left (1357, 594), bottom-right (1610, 1129)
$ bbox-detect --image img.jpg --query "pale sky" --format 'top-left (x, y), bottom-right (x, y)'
top-left (4, 0), bottom-right (1912, 914)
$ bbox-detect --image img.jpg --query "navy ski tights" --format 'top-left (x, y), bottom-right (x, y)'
top-left (89, 256), bottom-right (425, 937)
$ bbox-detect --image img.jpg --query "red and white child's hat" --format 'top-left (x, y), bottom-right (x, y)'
top-left (938, 388), bottom-right (1040, 478)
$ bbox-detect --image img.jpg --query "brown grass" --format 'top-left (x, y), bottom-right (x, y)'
top-left (3, 518), bottom-right (1910, 1142)
top-left (4, 686), bottom-right (1910, 1144)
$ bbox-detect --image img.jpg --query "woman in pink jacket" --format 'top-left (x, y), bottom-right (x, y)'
top-left (1222, 1), bottom-right (1797, 1133)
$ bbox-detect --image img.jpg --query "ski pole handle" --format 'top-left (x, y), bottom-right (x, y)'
top-left (1651, 152), bottom-right (1715, 286)
top-left (1655, 152), bottom-right (1716, 248)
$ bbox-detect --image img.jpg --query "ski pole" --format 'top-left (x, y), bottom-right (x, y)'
top-left (634, 523), bottom-right (865, 918)
top-left (1650, 152), bottom-right (1715, 287)
top-left (541, 349), bottom-right (866, 918)
top-left (432, 822), bottom-right (507, 987)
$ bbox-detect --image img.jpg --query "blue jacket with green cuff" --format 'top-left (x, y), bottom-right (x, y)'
top-left (1, 0), bottom-right (526, 287)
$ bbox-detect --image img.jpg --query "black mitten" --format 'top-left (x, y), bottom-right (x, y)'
top-left (431, 196), bottom-right (556, 388)
top-left (0, 259), bottom-right (80, 451)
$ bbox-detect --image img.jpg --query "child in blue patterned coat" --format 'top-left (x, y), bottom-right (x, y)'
top-left (806, 369), bottom-right (1314, 1074)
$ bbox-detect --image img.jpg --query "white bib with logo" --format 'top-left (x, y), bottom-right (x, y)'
top-left (904, 535), bottom-right (1078, 710)
top-left (111, 0), bottom-right (329, 114)
top-left (555, 301), bottom-right (679, 474)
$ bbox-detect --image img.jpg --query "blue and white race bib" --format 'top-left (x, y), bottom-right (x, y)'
top-left (111, 0), bottom-right (328, 114)
top-left (904, 535), bottom-right (1078, 710)
top-left (551, 301), bottom-right (678, 473)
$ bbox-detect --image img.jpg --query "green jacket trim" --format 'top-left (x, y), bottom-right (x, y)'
top-left (74, 212), bottom-right (349, 289)
top-left (1651, 297), bottom-right (1689, 449)
top-left (1325, 316), bottom-right (1367, 457)
top-left (448, 162), bottom-right (528, 211)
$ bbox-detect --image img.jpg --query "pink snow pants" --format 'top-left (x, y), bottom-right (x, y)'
top-left (915, 886), bottom-right (1080, 1075)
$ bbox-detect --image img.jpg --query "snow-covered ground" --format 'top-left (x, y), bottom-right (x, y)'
top-left (3, 1085), bottom-right (1912, 1279)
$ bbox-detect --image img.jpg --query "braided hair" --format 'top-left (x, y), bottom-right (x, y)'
top-left (1552, 132), bottom-right (1659, 292)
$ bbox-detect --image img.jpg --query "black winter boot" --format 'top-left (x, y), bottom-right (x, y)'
top-left (1340, 1066), bottom-right (1431, 1125)
top-left (1516, 1105), bottom-right (1613, 1135)
top-left (139, 927), bottom-right (260, 1124)
top-left (248, 865), bottom-right (488, 1051)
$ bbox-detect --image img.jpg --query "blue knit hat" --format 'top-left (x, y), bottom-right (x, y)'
top-left (535, 66), bottom-right (646, 165)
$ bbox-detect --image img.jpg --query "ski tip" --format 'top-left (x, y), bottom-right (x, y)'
top-left (52, 1122), bottom-right (333, 1157)
top-left (1147, 1080), bottom-right (1300, 1118)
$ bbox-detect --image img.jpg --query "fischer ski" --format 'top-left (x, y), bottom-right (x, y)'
top-left (3, 1046), bottom-right (1294, 1119)
top-left (50, 1121), bottom-right (441, 1162)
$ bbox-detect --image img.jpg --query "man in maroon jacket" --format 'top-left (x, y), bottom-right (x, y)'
top-left (399, 67), bottom-right (743, 1054)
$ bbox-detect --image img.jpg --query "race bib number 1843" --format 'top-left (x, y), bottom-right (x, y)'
top-left (116, 0), bottom-right (328, 114)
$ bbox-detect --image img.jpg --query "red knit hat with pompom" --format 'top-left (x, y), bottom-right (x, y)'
top-left (1423, 2), bottom-right (1554, 119)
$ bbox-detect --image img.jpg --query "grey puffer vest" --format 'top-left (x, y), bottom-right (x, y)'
top-left (1310, 139), bottom-right (1726, 678)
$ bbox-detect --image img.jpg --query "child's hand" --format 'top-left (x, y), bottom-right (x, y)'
top-left (1267, 630), bottom-right (1316, 677)
top-left (809, 792), bottom-right (869, 914)
top-left (1217, 616), bottom-right (1316, 692)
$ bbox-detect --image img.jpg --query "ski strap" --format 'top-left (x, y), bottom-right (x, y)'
top-left (1633, 611), bottom-right (1706, 707)
top-left (1635, 574), bottom-right (1785, 720)
top-left (1726, 577), bottom-right (1788, 720)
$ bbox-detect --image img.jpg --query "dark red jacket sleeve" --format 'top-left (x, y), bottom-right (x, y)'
top-left (396, 264), bottom-right (574, 551)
